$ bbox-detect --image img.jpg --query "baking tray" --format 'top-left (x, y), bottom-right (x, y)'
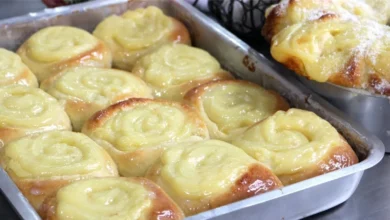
top-left (0, 0), bottom-right (384, 220)
top-left (298, 77), bottom-right (390, 153)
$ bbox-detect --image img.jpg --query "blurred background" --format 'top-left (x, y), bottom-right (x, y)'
top-left (0, 0), bottom-right (45, 19)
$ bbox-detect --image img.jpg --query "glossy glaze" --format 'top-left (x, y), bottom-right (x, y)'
top-left (0, 48), bottom-right (38, 87)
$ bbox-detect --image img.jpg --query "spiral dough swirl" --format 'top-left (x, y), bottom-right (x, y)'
top-left (42, 67), bottom-right (152, 106)
top-left (232, 108), bottom-right (357, 179)
top-left (85, 100), bottom-right (207, 152)
top-left (41, 67), bottom-right (153, 131)
top-left (132, 44), bottom-right (232, 101)
top-left (0, 85), bottom-right (71, 144)
top-left (185, 80), bottom-right (289, 140)
top-left (93, 6), bottom-right (190, 71)
top-left (40, 178), bottom-right (184, 220)
top-left (2, 131), bottom-right (118, 179)
top-left (24, 26), bottom-right (98, 63)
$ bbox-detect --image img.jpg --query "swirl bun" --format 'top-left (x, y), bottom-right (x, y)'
top-left (146, 140), bottom-right (282, 216)
top-left (93, 6), bottom-right (190, 71)
top-left (0, 48), bottom-right (38, 87)
top-left (0, 131), bottom-right (118, 210)
top-left (0, 85), bottom-right (71, 146)
top-left (185, 80), bottom-right (289, 141)
top-left (262, 0), bottom-right (389, 42)
top-left (263, 0), bottom-right (390, 95)
top-left (269, 16), bottom-right (390, 94)
top-left (17, 26), bottom-right (112, 82)
top-left (132, 44), bottom-right (233, 101)
top-left (39, 177), bottom-right (184, 220)
top-left (232, 108), bottom-right (358, 185)
top-left (82, 98), bottom-right (209, 177)
top-left (41, 67), bottom-right (153, 131)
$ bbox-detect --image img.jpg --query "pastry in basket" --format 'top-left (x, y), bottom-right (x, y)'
top-left (132, 44), bottom-right (233, 101)
top-left (82, 98), bottom-right (209, 177)
top-left (0, 48), bottom-right (38, 87)
top-left (184, 79), bottom-right (289, 141)
top-left (145, 139), bottom-right (282, 216)
top-left (40, 67), bottom-right (153, 131)
top-left (232, 108), bottom-right (359, 185)
top-left (39, 177), bottom-right (184, 220)
top-left (17, 26), bottom-right (112, 82)
top-left (0, 85), bottom-right (71, 146)
top-left (262, 0), bottom-right (388, 42)
top-left (93, 6), bottom-right (190, 71)
top-left (269, 15), bottom-right (390, 95)
top-left (0, 131), bottom-right (118, 210)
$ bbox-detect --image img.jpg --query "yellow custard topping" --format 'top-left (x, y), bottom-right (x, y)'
top-left (0, 48), bottom-right (38, 87)
top-left (93, 6), bottom-right (175, 70)
top-left (41, 67), bottom-right (153, 131)
top-left (88, 102), bottom-right (206, 152)
top-left (133, 44), bottom-right (229, 101)
top-left (190, 80), bottom-right (288, 140)
top-left (0, 85), bottom-right (70, 130)
top-left (55, 178), bottom-right (150, 220)
top-left (232, 109), bottom-right (341, 176)
top-left (2, 131), bottom-right (118, 179)
top-left (156, 140), bottom-right (256, 199)
top-left (25, 26), bottom-right (98, 63)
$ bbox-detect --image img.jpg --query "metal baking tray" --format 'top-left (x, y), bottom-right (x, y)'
top-left (0, 0), bottom-right (384, 220)
top-left (298, 77), bottom-right (390, 153)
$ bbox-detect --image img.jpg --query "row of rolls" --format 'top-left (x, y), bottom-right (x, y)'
top-left (0, 6), bottom-right (358, 219)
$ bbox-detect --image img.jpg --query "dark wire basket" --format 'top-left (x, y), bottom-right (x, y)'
top-left (206, 0), bottom-right (280, 36)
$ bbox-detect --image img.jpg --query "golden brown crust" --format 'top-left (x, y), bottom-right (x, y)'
top-left (13, 69), bottom-right (38, 87)
top-left (15, 179), bottom-right (72, 211)
top-left (146, 162), bottom-right (282, 216)
top-left (328, 54), bottom-right (363, 87)
top-left (278, 135), bottom-right (358, 185)
top-left (171, 71), bottom-right (233, 101)
top-left (213, 164), bottom-right (282, 208)
top-left (39, 177), bottom-right (185, 220)
top-left (262, 0), bottom-right (289, 42)
top-left (139, 177), bottom-right (185, 220)
top-left (0, 127), bottom-right (22, 148)
top-left (170, 18), bottom-right (191, 46)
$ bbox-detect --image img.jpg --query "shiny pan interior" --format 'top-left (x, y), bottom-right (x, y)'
top-left (298, 76), bottom-right (390, 153)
